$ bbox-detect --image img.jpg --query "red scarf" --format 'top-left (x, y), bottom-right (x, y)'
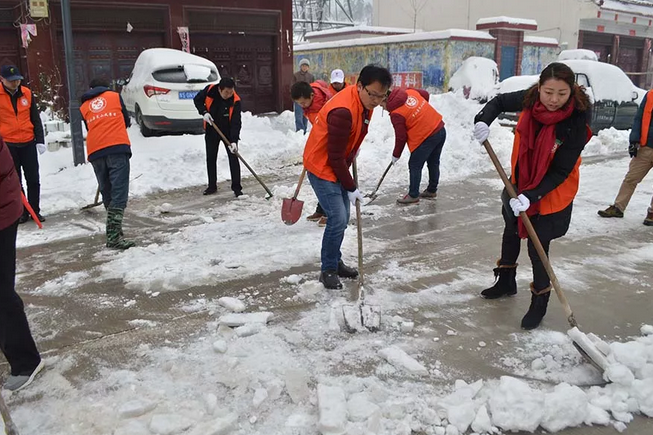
top-left (515, 99), bottom-right (575, 238)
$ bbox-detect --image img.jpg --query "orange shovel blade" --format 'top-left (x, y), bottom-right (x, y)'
top-left (281, 198), bottom-right (304, 225)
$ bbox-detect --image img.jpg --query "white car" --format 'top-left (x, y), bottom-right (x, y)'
top-left (120, 48), bottom-right (220, 137)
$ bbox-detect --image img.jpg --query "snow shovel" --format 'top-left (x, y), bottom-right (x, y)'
top-left (20, 192), bottom-right (42, 229)
top-left (342, 159), bottom-right (381, 333)
top-left (0, 391), bottom-right (19, 435)
top-left (364, 161), bottom-right (394, 205)
top-left (210, 122), bottom-right (273, 199)
top-left (483, 139), bottom-right (606, 373)
top-left (281, 168), bottom-right (307, 225)
top-left (80, 186), bottom-right (102, 211)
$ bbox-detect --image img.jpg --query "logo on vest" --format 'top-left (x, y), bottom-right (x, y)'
top-left (90, 97), bottom-right (107, 113)
top-left (20, 98), bottom-right (28, 107)
top-left (406, 96), bottom-right (418, 108)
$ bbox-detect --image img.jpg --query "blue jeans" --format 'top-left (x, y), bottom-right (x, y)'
top-left (294, 102), bottom-right (308, 133)
top-left (307, 172), bottom-right (350, 271)
top-left (408, 128), bottom-right (446, 198)
top-left (91, 153), bottom-right (131, 209)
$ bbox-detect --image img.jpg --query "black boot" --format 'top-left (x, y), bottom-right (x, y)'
top-left (337, 260), bottom-right (358, 279)
top-left (521, 283), bottom-right (551, 330)
top-left (319, 270), bottom-right (342, 289)
top-left (480, 261), bottom-right (518, 299)
top-left (18, 211), bottom-right (29, 224)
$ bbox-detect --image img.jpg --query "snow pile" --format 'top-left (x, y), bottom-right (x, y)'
top-left (561, 60), bottom-right (638, 103)
top-left (448, 57), bottom-right (499, 102)
top-left (495, 75), bottom-right (538, 95)
top-left (183, 64), bottom-right (213, 82)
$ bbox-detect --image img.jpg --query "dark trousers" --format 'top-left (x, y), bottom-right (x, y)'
top-left (498, 189), bottom-right (572, 291)
top-left (91, 153), bottom-right (131, 210)
top-left (0, 220), bottom-right (41, 375)
top-left (407, 128), bottom-right (446, 198)
top-left (8, 144), bottom-right (40, 214)
top-left (205, 136), bottom-right (242, 193)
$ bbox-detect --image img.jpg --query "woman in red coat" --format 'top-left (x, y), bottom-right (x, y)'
top-left (0, 136), bottom-right (43, 390)
top-left (473, 62), bottom-right (592, 330)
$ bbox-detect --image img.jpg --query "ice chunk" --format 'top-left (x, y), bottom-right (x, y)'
top-left (641, 324), bottom-right (653, 336)
top-left (488, 376), bottom-right (544, 432)
top-left (317, 384), bottom-right (347, 435)
top-left (218, 297), bottom-right (246, 313)
top-left (471, 405), bottom-right (492, 433)
top-left (378, 346), bottom-right (429, 376)
top-left (204, 393), bottom-right (218, 415)
top-left (118, 400), bottom-right (157, 419)
top-left (234, 323), bottom-right (263, 337)
top-left (400, 322), bottom-right (414, 333)
top-left (284, 369), bottom-right (311, 404)
top-left (348, 392), bottom-right (380, 422)
top-left (148, 414), bottom-right (194, 435)
top-left (253, 388), bottom-right (268, 408)
top-left (213, 340), bottom-right (228, 354)
top-left (114, 420), bottom-right (149, 435)
top-left (218, 312), bottom-right (272, 327)
top-left (188, 413), bottom-right (238, 435)
top-left (541, 383), bottom-right (588, 432)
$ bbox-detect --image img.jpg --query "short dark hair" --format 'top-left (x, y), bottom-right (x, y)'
top-left (357, 64), bottom-right (392, 88)
top-left (291, 81), bottom-right (313, 100)
top-left (89, 78), bottom-right (110, 89)
top-left (218, 77), bottom-right (235, 89)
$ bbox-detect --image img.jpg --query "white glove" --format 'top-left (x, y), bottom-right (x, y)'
top-left (229, 142), bottom-right (238, 154)
top-left (347, 189), bottom-right (364, 206)
top-left (391, 155), bottom-right (400, 164)
top-left (509, 194), bottom-right (530, 216)
top-left (36, 143), bottom-right (46, 155)
top-left (203, 112), bottom-right (214, 124)
top-left (473, 122), bottom-right (490, 144)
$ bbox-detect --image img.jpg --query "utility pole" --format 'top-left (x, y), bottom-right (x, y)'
top-left (61, 0), bottom-right (85, 166)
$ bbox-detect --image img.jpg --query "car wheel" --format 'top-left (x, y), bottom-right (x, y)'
top-left (135, 106), bottom-right (154, 137)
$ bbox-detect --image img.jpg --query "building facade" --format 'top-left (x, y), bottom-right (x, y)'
top-left (373, 0), bottom-right (653, 87)
top-left (0, 0), bottom-right (293, 114)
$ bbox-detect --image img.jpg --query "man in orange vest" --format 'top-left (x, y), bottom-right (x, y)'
top-left (290, 80), bottom-right (333, 126)
top-left (0, 65), bottom-right (46, 224)
top-left (80, 78), bottom-right (135, 250)
top-left (383, 88), bottom-right (446, 204)
top-left (194, 77), bottom-right (242, 197)
top-left (303, 64), bottom-right (392, 289)
top-left (598, 89), bottom-right (653, 225)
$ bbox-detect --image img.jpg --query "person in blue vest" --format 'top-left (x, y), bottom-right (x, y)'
top-left (194, 77), bottom-right (242, 197)
top-left (598, 89), bottom-right (653, 226)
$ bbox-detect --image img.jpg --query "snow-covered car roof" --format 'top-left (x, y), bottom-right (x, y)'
top-left (557, 49), bottom-right (598, 62)
top-left (495, 75), bottom-right (539, 95)
top-left (448, 57), bottom-right (499, 101)
top-left (135, 48), bottom-right (217, 72)
top-left (560, 60), bottom-right (637, 103)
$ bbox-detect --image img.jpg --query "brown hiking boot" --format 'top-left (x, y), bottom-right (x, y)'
top-left (597, 205), bottom-right (623, 218)
top-left (317, 216), bottom-right (327, 227)
top-left (306, 212), bottom-right (324, 222)
top-left (644, 209), bottom-right (653, 226)
top-left (397, 194), bottom-right (419, 205)
top-left (419, 190), bottom-right (437, 199)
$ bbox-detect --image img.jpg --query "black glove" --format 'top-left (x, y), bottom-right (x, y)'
top-left (629, 142), bottom-right (639, 158)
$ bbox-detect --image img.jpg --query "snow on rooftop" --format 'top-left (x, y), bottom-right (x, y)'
top-left (600, 0), bottom-right (653, 18)
top-left (476, 16), bottom-right (538, 26)
top-left (295, 29), bottom-right (494, 52)
top-left (523, 36), bottom-right (559, 45)
top-left (305, 25), bottom-right (420, 38)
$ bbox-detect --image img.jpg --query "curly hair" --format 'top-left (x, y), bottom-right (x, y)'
top-left (523, 62), bottom-right (590, 112)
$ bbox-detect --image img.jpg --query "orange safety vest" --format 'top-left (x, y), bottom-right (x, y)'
top-left (390, 88), bottom-right (442, 152)
top-left (80, 90), bottom-right (131, 157)
top-left (0, 86), bottom-right (35, 143)
top-left (303, 85), bottom-right (371, 182)
top-left (639, 89), bottom-right (653, 146)
top-left (510, 113), bottom-right (591, 215)
top-left (204, 85), bottom-right (241, 129)
top-left (304, 81), bottom-right (334, 125)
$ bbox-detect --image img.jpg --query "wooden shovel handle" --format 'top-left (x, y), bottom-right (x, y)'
top-left (482, 140), bottom-right (577, 328)
top-left (293, 168), bottom-right (306, 200)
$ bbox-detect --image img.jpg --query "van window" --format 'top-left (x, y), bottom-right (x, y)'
top-left (576, 73), bottom-right (590, 88)
top-left (152, 67), bottom-right (218, 83)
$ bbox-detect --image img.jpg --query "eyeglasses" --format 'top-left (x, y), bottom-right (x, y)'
top-left (363, 86), bottom-right (390, 101)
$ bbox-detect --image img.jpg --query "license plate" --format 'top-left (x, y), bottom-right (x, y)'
top-left (178, 91), bottom-right (198, 100)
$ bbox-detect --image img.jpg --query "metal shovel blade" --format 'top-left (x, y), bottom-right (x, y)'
top-left (361, 304), bottom-right (381, 332)
top-left (281, 198), bottom-right (304, 225)
top-left (342, 303), bottom-right (381, 333)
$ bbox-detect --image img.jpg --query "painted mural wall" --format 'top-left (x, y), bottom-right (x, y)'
top-left (295, 39), bottom-right (495, 92)
top-left (521, 45), bottom-right (559, 75)
top-left (294, 39), bottom-right (557, 91)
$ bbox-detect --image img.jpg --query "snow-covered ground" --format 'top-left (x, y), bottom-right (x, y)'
top-left (9, 92), bottom-right (653, 434)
